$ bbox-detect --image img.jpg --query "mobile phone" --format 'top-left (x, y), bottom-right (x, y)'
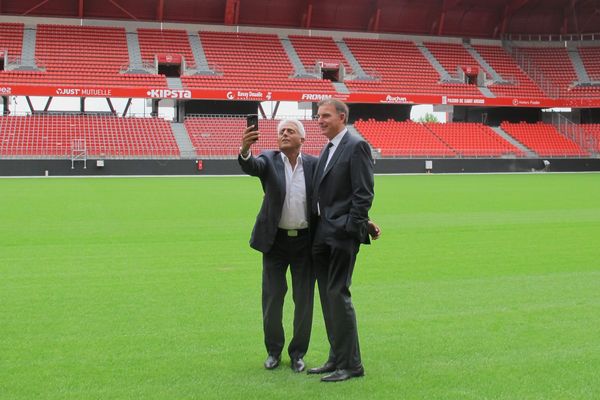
top-left (247, 114), bottom-right (258, 131)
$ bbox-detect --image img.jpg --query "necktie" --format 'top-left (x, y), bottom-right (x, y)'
top-left (316, 142), bottom-right (333, 181)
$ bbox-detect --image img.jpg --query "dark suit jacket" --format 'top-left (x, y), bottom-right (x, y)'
top-left (313, 131), bottom-right (374, 246)
top-left (238, 150), bottom-right (318, 254)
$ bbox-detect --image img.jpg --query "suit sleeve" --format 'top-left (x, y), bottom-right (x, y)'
top-left (346, 140), bottom-right (374, 242)
top-left (238, 152), bottom-right (268, 178)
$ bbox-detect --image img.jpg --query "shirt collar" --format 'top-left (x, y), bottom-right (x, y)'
top-left (329, 128), bottom-right (348, 147)
top-left (280, 152), bottom-right (303, 164)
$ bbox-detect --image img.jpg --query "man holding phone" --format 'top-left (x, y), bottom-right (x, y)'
top-left (238, 117), bottom-right (318, 373)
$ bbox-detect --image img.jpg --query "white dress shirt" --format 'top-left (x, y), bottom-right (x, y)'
top-left (278, 152), bottom-right (308, 230)
top-left (324, 128), bottom-right (348, 170)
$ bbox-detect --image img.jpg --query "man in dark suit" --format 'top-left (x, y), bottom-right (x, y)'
top-left (238, 119), bottom-right (317, 373)
top-left (309, 99), bottom-right (375, 382)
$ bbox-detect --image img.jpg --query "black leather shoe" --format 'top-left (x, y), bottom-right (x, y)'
top-left (264, 355), bottom-right (281, 370)
top-left (321, 366), bottom-right (365, 382)
top-left (306, 361), bottom-right (336, 374)
top-left (291, 358), bottom-right (305, 373)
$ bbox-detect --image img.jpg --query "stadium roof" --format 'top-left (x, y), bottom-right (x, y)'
top-left (2, 0), bottom-right (600, 39)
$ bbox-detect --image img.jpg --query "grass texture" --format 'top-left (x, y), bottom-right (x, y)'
top-left (1, 173), bottom-right (599, 399)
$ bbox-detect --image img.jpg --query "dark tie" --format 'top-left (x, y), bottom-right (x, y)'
top-left (316, 142), bottom-right (333, 182)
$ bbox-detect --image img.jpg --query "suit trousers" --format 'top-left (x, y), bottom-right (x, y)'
top-left (312, 221), bottom-right (362, 370)
top-left (262, 230), bottom-right (314, 359)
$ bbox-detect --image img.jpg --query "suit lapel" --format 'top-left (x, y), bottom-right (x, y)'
top-left (322, 132), bottom-right (349, 179)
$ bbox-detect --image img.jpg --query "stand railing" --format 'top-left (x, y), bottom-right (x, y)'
top-left (504, 43), bottom-right (560, 98)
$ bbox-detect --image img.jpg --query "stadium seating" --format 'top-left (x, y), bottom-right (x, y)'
top-left (578, 47), bottom-right (600, 81)
top-left (181, 32), bottom-right (337, 93)
top-left (421, 42), bottom-right (549, 98)
top-left (500, 121), bottom-right (589, 157)
top-left (471, 44), bottom-right (546, 98)
top-left (288, 35), bottom-right (352, 74)
top-left (580, 124), bottom-right (600, 153)
top-left (424, 42), bottom-right (480, 77)
top-left (0, 115), bottom-right (179, 157)
top-left (517, 47), bottom-right (600, 98)
top-left (137, 28), bottom-right (196, 69)
top-left (0, 23), bottom-right (24, 59)
top-left (184, 116), bottom-right (328, 158)
top-left (424, 122), bottom-right (524, 157)
top-left (0, 25), bottom-right (167, 88)
top-left (343, 38), bottom-right (481, 96)
top-left (353, 119), bottom-right (456, 157)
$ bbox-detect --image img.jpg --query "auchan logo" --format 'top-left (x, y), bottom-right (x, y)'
top-left (146, 89), bottom-right (192, 99)
top-left (382, 95), bottom-right (408, 104)
top-left (301, 93), bottom-right (332, 101)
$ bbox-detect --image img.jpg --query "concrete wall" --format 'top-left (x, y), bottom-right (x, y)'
top-left (2, 158), bottom-right (600, 177)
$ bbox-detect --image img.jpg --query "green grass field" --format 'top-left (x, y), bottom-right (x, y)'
top-left (1, 174), bottom-right (599, 399)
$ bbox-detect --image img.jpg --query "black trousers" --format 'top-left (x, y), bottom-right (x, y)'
top-left (312, 222), bottom-right (362, 370)
top-left (262, 230), bottom-right (314, 359)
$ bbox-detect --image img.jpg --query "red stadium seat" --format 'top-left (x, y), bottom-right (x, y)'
top-left (0, 115), bottom-right (179, 158)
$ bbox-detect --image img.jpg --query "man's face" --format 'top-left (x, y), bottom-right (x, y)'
top-left (278, 122), bottom-right (304, 152)
top-left (317, 103), bottom-right (345, 140)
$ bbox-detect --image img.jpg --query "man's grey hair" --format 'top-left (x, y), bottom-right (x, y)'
top-left (277, 119), bottom-right (306, 138)
top-left (317, 99), bottom-right (349, 124)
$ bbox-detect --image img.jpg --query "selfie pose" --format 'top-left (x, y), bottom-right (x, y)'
top-left (238, 118), bottom-right (317, 373)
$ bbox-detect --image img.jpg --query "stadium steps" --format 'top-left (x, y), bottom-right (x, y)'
top-left (422, 123), bottom-right (459, 154)
top-left (490, 126), bottom-right (536, 157)
top-left (125, 30), bottom-right (148, 73)
top-left (463, 42), bottom-right (504, 83)
top-left (332, 81), bottom-right (350, 94)
top-left (478, 86), bottom-right (496, 98)
top-left (336, 39), bottom-right (372, 80)
top-left (188, 33), bottom-right (217, 75)
top-left (567, 47), bottom-right (591, 83)
top-left (416, 41), bottom-right (461, 83)
top-left (171, 122), bottom-right (196, 159)
top-left (167, 77), bottom-right (183, 89)
top-left (16, 26), bottom-right (39, 70)
top-left (279, 36), bottom-right (314, 78)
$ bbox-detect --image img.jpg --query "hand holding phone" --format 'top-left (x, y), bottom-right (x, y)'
top-left (247, 114), bottom-right (258, 131)
top-left (241, 114), bottom-right (260, 156)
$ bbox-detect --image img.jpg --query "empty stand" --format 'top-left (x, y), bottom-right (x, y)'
top-left (343, 38), bottom-right (481, 96)
top-left (137, 28), bottom-right (196, 69)
top-left (182, 32), bottom-right (336, 93)
top-left (581, 124), bottom-right (600, 153)
top-left (0, 115), bottom-right (179, 158)
top-left (288, 35), bottom-right (352, 74)
top-left (517, 47), bottom-right (600, 98)
top-left (0, 25), bottom-right (167, 87)
top-left (0, 23), bottom-right (24, 60)
top-left (500, 121), bottom-right (588, 157)
top-left (354, 119), bottom-right (456, 157)
top-left (472, 45), bottom-right (546, 97)
top-left (424, 42), bottom-right (481, 78)
top-left (184, 116), bottom-right (328, 158)
top-left (424, 122), bottom-right (524, 157)
top-left (578, 47), bottom-right (600, 82)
